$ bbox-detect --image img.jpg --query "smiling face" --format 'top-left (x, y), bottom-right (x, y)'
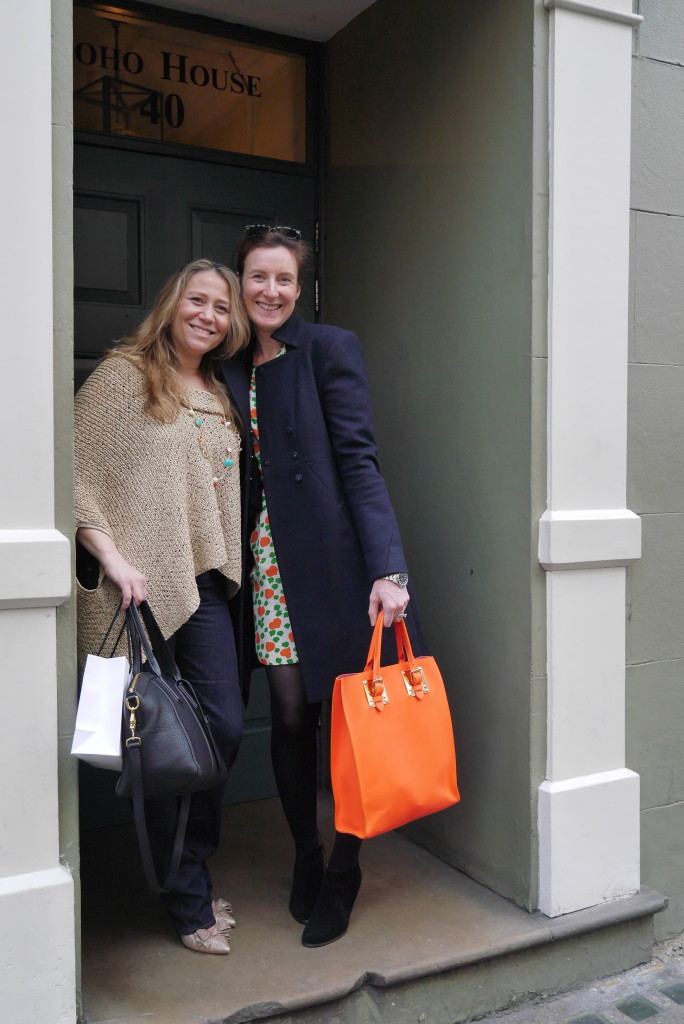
top-left (170, 270), bottom-right (232, 371)
top-left (241, 245), bottom-right (301, 341)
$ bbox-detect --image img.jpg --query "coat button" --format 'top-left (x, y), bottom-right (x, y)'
top-left (292, 451), bottom-right (299, 459)
top-left (256, 366), bottom-right (264, 376)
top-left (294, 474), bottom-right (303, 483)
top-left (263, 458), bottom-right (271, 467)
top-left (286, 426), bottom-right (294, 435)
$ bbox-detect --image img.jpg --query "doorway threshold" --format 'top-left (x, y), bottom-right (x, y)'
top-left (80, 796), bottom-right (664, 1024)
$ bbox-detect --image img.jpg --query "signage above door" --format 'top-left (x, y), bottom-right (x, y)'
top-left (74, 3), bottom-right (308, 162)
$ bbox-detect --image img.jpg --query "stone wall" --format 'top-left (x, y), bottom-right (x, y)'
top-left (628, 0), bottom-right (684, 940)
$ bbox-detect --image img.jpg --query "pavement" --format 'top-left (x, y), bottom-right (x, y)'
top-left (471, 937), bottom-right (684, 1024)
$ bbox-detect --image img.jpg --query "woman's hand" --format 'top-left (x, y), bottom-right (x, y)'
top-left (368, 578), bottom-right (410, 627)
top-left (76, 527), bottom-right (148, 609)
top-left (99, 551), bottom-right (148, 609)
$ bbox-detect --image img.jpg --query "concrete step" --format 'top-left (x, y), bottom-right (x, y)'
top-left (80, 797), bottom-right (665, 1024)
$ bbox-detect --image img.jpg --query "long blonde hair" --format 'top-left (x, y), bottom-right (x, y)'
top-left (109, 259), bottom-right (250, 423)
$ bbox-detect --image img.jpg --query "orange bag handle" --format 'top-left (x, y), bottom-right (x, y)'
top-left (361, 616), bottom-right (387, 709)
top-left (393, 619), bottom-right (429, 699)
top-left (363, 615), bottom-right (385, 670)
top-left (360, 615), bottom-right (428, 710)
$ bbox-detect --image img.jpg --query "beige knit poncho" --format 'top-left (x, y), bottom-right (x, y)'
top-left (75, 355), bottom-right (241, 663)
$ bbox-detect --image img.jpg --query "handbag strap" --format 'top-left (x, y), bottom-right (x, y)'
top-left (123, 601), bottom-right (197, 892)
top-left (393, 618), bottom-right (418, 664)
top-left (126, 603), bottom-right (159, 676)
top-left (393, 618), bottom-right (428, 697)
top-left (364, 615), bottom-right (420, 672)
top-left (126, 601), bottom-right (181, 682)
top-left (360, 616), bottom-right (388, 709)
top-left (137, 600), bottom-right (182, 681)
top-left (127, 735), bottom-right (191, 894)
top-left (364, 614), bottom-right (386, 674)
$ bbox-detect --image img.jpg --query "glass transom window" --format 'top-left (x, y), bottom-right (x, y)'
top-left (74, 5), bottom-right (307, 162)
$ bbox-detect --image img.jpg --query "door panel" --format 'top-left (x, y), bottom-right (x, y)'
top-left (75, 142), bottom-right (316, 823)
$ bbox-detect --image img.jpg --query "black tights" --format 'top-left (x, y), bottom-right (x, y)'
top-left (266, 664), bottom-right (362, 871)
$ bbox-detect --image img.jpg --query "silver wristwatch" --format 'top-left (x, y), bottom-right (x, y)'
top-left (382, 572), bottom-right (409, 588)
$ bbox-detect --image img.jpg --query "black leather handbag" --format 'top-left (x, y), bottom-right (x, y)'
top-left (116, 600), bottom-right (228, 893)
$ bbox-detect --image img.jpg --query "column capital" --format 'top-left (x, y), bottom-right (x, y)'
top-left (544, 0), bottom-right (643, 27)
top-left (0, 529), bottom-right (71, 609)
top-left (539, 509), bottom-right (641, 570)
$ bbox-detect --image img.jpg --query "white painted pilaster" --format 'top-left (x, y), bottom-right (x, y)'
top-left (0, 1), bottom-right (75, 1020)
top-left (539, 0), bottom-right (642, 917)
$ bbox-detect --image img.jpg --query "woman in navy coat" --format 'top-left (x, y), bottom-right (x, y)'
top-left (221, 225), bottom-right (424, 947)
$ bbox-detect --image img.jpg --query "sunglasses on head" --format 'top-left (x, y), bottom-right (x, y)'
top-left (243, 224), bottom-right (302, 241)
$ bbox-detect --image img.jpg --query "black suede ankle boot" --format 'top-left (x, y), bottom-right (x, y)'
top-left (289, 844), bottom-right (325, 923)
top-left (301, 863), bottom-right (362, 947)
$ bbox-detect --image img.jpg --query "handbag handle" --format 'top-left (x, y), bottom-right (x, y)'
top-left (363, 615), bottom-right (418, 673)
top-left (393, 618), bottom-right (418, 665)
top-left (363, 614), bottom-right (386, 673)
top-left (393, 619), bottom-right (429, 697)
top-left (361, 613), bottom-right (425, 708)
top-left (126, 601), bottom-right (181, 682)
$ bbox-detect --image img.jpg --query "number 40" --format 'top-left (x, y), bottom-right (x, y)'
top-left (140, 91), bottom-right (185, 129)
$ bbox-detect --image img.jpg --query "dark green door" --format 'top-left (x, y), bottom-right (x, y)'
top-left (74, 142), bottom-right (316, 372)
top-left (75, 141), bottom-right (316, 826)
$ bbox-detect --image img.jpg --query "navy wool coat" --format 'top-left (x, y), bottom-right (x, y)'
top-left (221, 312), bottom-right (426, 704)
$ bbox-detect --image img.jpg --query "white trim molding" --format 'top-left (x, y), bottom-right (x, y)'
top-left (539, 769), bottom-right (640, 917)
top-left (0, 1), bottom-right (77, 1020)
top-left (0, 530), bottom-right (71, 609)
top-left (544, 0), bottom-right (643, 27)
top-left (0, 867), bottom-right (76, 1024)
top-left (539, 509), bottom-right (641, 570)
top-left (539, 0), bottom-right (641, 917)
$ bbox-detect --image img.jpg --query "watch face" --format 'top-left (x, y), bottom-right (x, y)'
top-left (389, 573), bottom-right (409, 587)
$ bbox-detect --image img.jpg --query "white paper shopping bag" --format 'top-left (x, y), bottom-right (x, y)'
top-left (71, 653), bottom-right (130, 771)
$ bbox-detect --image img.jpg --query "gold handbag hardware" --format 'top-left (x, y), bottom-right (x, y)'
top-left (125, 673), bottom-right (142, 747)
top-left (363, 675), bottom-right (389, 710)
top-left (403, 665), bottom-right (429, 698)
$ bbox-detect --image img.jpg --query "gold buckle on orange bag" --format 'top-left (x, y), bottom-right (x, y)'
top-left (363, 675), bottom-right (389, 710)
top-left (402, 665), bottom-right (429, 699)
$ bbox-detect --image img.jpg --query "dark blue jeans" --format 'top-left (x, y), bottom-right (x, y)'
top-left (145, 570), bottom-right (244, 935)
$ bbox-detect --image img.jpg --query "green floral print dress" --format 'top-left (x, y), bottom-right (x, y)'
top-left (249, 352), bottom-right (299, 665)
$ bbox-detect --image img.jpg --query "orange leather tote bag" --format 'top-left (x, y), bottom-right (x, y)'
top-left (331, 615), bottom-right (459, 839)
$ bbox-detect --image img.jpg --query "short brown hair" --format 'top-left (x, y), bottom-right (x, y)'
top-left (234, 227), bottom-right (311, 283)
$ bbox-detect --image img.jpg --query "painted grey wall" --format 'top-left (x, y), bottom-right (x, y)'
top-left (325, 0), bottom-right (537, 908)
top-left (629, 0), bottom-right (684, 940)
top-left (53, 0), bottom-right (79, 983)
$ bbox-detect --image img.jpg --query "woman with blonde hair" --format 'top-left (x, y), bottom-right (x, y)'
top-left (75, 258), bottom-right (250, 955)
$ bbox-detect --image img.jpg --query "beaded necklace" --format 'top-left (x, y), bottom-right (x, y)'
top-left (186, 399), bottom-right (241, 488)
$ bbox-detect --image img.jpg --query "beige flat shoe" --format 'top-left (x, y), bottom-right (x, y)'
top-left (212, 897), bottom-right (236, 929)
top-left (181, 921), bottom-right (230, 955)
